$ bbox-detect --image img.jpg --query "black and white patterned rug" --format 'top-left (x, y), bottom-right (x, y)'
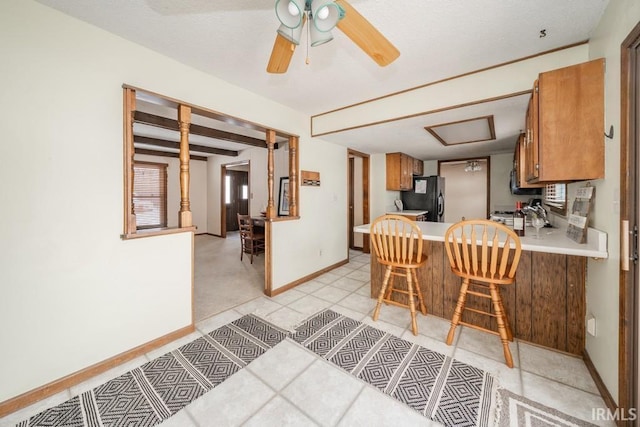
top-left (16, 309), bottom-right (505, 427)
top-left (495, 389), bottom-right (598, 427)
top-left (16, 314), bottom-right (288, 427)
top-left (291, 309), bottom-right (497, 427)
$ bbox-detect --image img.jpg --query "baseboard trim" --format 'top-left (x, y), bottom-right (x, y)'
top-left (205, 232), bottom-right (222, 237)
top-left (582, 349), bottom-right (617, 415)
top-left (268, 259), bottom-right (349, 297)
top-left (0, 324), bottom-right (195, 418)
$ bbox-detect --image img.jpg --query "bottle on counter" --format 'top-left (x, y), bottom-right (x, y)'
top-left (513, 201), bottom-right (525, 236)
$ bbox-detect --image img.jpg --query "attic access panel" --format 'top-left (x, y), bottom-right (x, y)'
top-left (425, 115), bottom-right (496, 146)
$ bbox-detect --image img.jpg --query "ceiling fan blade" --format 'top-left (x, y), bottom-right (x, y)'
top-left (335, 0), bottom-right (400, 67)
top-left (267, 33), bottom-right (296, 74)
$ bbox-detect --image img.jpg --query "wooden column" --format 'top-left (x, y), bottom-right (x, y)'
top-left (178, 105), bottom-right (192, 227)
top-left (266, 129), bottom-right (276, 219)
top-left (288, 136), bottom-right (299, 217)
top-left (124, 88), bottom-right (137, 234)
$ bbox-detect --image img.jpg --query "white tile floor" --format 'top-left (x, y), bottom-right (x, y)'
top-left (0, 250), bottom-right (614, 427)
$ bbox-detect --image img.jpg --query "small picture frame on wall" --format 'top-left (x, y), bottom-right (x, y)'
top-left (278, 177), bottom-right (290, 216)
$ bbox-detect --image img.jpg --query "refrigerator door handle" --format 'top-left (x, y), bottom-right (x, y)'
top-left (437, 192), bottom-right (444, 219)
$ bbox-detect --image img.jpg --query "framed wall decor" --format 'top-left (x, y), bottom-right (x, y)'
top-left (278, 177), bottom-right (290, 216)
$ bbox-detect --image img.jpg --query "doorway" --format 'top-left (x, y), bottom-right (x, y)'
top-left (220, 161), bottom-right (250, 237)
top-left (438, 157), bottom-right (490, 222)
top-left (348, 149), bottom-right (370, 254)
top-left (620, 21), bottom-right (640, 418)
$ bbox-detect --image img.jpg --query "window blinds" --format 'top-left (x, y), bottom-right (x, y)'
top-left (544, 183), bottom-right (566, 209)
top-left (133, 162), bottom-right (168, 229)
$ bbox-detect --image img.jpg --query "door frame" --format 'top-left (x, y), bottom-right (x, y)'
top-left (619, 21), bottom-right (640, 420)
top-left (347, 149), bottom-right (370, 254)
top-left (220, 160), bottom-right (250, 238)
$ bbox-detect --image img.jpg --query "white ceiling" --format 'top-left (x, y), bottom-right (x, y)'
top-left (35, 0), bottom-right (609, 160)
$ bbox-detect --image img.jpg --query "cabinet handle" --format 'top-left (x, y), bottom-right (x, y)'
top-left (622, 220), bottom-right (629, 271)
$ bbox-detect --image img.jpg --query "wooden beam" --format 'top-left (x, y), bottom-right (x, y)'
top-left (134, 135), bottom-right (238, 157)
top-left (133, 111), bottom-right (276, 149)
top-left (134, 148), bottom-right (207, 162)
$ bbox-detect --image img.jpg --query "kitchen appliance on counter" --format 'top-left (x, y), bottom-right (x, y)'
top-left (401, 175), bottom-right (445, 222)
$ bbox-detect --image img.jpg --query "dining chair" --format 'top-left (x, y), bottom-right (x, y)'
top-left (370, 214), bottom-right (428, 335)
top-left (237, 214), bottom-right (265, 264)
top-left (443, 219), bottom-right (522, 368)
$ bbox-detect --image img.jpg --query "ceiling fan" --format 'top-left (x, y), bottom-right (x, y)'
top-left (267, 0), bottom-right (400, 73)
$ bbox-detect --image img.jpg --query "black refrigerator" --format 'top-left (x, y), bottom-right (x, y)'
top-left (401, 176), bottom-right (445, 222)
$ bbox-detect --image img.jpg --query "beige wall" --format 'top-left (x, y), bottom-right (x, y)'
top-left (440, 161), bottom-right (488, 221)
top-left (0, 0), bottom-right (345, 403)
top-left (581, 0), bottom-right (640, 403)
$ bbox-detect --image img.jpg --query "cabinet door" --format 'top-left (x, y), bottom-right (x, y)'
top-left (412, 157), bottom-right (424, 176)
top-left (386, 153), bottom-right (401, 190)
top-left (516, 133), bottom-right (544, 188)
top-left (535, 59), bottom-right (604, 182)
top-left (401, 154), bottom-right (413, 190)
top-left (525, 80), bottom-right (539, 182)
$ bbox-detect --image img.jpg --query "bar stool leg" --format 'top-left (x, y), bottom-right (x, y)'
top-left (490, 283), bottom-right (514, 368)
top-left (495, 286), bottom-right (513, 341)
top-left (412, 269), bottom-right (427, 315)
top-left (384, 273), bottom-right (396, 303)
top-left (373, 265), bottom-right (393, 321)
top-left (406, 267), bottom-right (418, 335)
top-left (447, 278), bottom-right (470, 345)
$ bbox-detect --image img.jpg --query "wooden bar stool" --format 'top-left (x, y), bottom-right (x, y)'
top-left (443, 219), bottom-right (522, 368)
top-left (370, 215), bottom-right (427, 335)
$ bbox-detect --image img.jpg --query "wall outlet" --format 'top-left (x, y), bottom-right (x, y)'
top-left (586, 314), bottom-right (597, 336)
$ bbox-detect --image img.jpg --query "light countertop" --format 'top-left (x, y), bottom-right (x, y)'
top-left (385, 210), bottom-right (428, 216)
top-left (354, 221), bottom-right (608, 258)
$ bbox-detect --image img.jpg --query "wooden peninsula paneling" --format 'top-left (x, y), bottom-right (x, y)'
top-left (370, 240), bottom-right (586, 355)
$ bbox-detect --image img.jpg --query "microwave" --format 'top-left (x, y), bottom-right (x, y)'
top-left (509, 169), bottom-right (542, 196)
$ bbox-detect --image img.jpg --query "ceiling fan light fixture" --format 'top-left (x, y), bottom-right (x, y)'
top-left (309, 25), bottom-right (333, 46)
top-left (275, 0), bottom-right (305, 29)
top-left (277, 23), bottom-right (303, 45)
top-left (310, 0), bottom-right (344, 32)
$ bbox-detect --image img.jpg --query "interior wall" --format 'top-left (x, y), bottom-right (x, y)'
top-left (439, 161), bottom-right (488, 221)
top-left (0, 0), bottom-right (320, 404)
top-left (271, 139), bottom-right (348, 290)
top-left (582, 0), bottom-right (640, 403)
top-left (312, 45), bottom-right (589, 136)
top-left (136, 154), bottom-right (208, 232)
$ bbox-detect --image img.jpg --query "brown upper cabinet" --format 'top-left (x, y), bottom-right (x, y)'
top-left (386, 152), bottom-right (422, 191)
top-left (515, 133), bottom-right (545, 189)
top-left (524, 58), bottom-right (605, 183)
top-left (412, 156), bottom-right (424, 176)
